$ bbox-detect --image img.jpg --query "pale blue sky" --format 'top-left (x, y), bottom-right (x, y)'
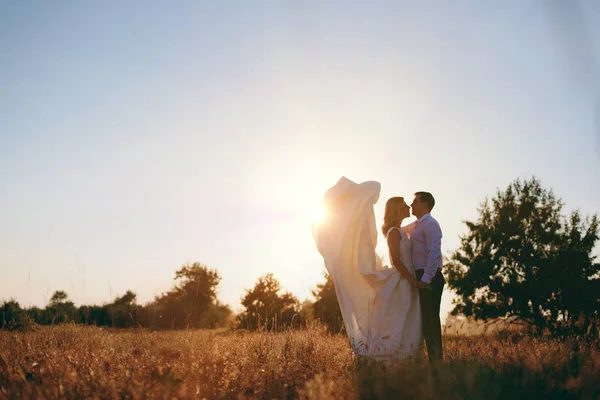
top-left (1, 2), bottom-right (599, 320)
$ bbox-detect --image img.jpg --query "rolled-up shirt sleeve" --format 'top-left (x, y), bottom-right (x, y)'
top-left (421, 220), bottom-right (443, 284)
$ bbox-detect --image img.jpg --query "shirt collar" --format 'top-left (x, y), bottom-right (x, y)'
top-left (416, 213), bottom-right (431, 224)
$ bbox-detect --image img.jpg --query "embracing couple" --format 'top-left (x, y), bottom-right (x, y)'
top-left (312, 178), bottom-right (445, 363)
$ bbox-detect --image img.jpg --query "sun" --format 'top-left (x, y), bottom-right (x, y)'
top-left (309, 202), bottom-right (328, 224)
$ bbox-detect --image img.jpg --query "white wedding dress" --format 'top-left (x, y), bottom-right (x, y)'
top-left (312, 177), bottom-right (423, 360)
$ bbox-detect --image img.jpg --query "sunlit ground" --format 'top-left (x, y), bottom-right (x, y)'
top-left (1, 325), bottom-right (599, 398)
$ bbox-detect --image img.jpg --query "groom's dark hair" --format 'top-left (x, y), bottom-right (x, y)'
top-left (415, 191), bottom-right (435, 211)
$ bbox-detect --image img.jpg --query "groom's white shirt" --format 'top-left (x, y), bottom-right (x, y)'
top-left (412, 213), bottom-right (443, 284)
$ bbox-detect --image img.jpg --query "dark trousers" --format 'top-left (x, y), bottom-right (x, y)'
top-left (416, 269), bottom-right (445, 362)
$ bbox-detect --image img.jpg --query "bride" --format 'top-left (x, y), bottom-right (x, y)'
top-left (312, 177), bottom-right (422, 361)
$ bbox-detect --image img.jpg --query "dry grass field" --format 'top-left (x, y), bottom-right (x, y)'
top-left (1, 325), bottom-right (599, 399)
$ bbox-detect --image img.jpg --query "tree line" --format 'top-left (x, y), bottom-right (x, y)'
top-left (2, 177), bottom-right (599, 337)
top-left (0, 263), bottom-right (232, 331)
top-left (0, 260), bottom-right (335, 332)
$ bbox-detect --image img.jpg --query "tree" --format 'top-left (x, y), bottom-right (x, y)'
top-left (49, 291), bottom-right (69, 305)
top-left (298, 300), bottom-right (314, 325)
top-left (312, 272), bottom-right (344, 333)
top-left (174, 263), bottom-right (221, 318)
top-left (114, 290), bottom-right (137, 306)
top-left (0, 300), bottom-right (35, 331)
top-left (151, 263), bottom-right (229, 329)
top-left (78, 304), bottom-right (110, 326)
top-left (238, 273), bottom-right (299, 330)
top-left (199, 301), bottom-right (233, 328)
top-left (46, 290), bottom-right (76, 324)
top-left (446, 177), bottom-right (600, 334)
top-left (108, 290), bottom-right (140, 328)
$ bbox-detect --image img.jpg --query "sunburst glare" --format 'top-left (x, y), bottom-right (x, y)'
top-left (309, 202), bottom-right (328, 225)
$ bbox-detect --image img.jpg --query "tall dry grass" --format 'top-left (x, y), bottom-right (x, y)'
top-left (1, 325), bottom-right (599, 399)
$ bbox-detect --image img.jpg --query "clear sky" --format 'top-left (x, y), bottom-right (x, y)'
top-left (1, 2), bottom-right (599, 322)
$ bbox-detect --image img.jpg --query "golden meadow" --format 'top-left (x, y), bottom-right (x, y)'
top-left (1, 324), bottom-right (599, 399)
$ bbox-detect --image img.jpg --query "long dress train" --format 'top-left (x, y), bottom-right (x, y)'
top-left (312, 177), bottom-right (422, 360)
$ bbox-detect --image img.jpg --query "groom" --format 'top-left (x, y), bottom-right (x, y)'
top-left (410, 191), bottom-right (445, 363)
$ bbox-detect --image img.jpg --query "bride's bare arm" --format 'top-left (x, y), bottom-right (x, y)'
top-left (387, 229), bottom-right (418, 287)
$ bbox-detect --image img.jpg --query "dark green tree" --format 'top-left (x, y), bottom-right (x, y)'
top-left (446, 177), bottom-right (599, 334)
top-left (46, 290), bottom-right (76, 324)
top-left (237, 273), bottom-right (299, 330)
top-left (0, 300), bottom-right (35, 331)
top-left (312, 272), bottom-right (344, 333)
top-left (78, 304), bottom-right (110, 326)
top-left (108, 290), bottom-right (140, 328)
top-left (151, 263), bottom-right (229, 329)
top-left (49, 291), bottom-right (68, 305)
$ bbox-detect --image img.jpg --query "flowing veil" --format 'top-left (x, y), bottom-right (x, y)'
top-left (312, 177), bottom-right (420, 358)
